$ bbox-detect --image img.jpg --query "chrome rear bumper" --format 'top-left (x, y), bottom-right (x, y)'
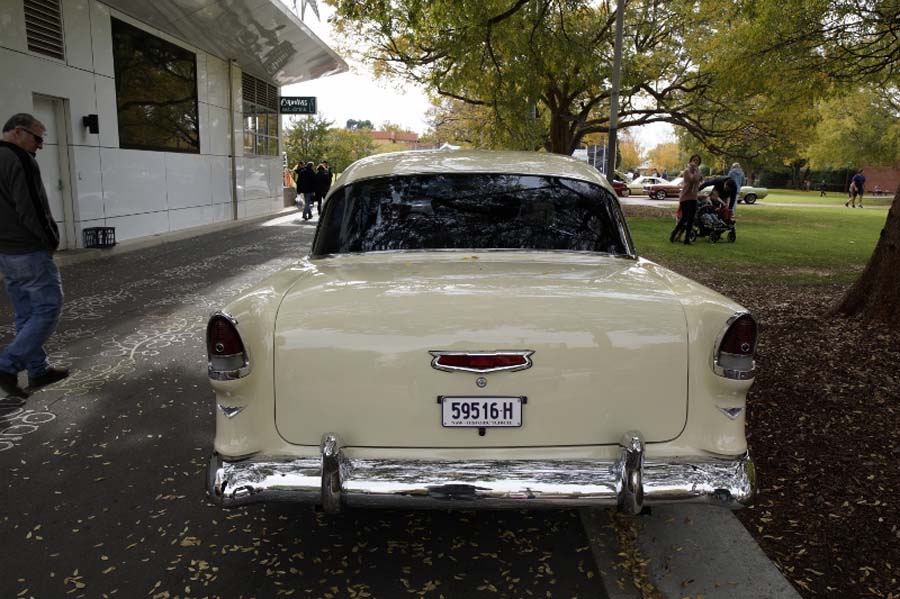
top-left (207, 432), bottom-right (755, 513)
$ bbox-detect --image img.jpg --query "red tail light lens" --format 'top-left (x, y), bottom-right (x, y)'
top-left (719, 315), bottom-right (756, 355)
top-left (208, 316), bottom-right (245, 356)
top-left (714, 314), bottom-right (757, 380)
top-left (431, 351), bottom-right (534, 373)
top-left (207, 314), bottom-right (249, 380)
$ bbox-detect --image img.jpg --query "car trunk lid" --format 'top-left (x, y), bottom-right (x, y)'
top-left (274, 252), bottom-right (688, 447)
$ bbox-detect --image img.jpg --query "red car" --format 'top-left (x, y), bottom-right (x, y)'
top-left (645, 177), bottom-right (684, 200)
top-left (612, 180), bottom-right (630, 197)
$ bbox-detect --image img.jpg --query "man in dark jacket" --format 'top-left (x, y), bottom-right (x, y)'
top-left (294, 161), bottom-right (317, 220)
top-left (0, 113), bottom-right (69, 402)
top-left (314, 163), bottom-right (331, 214)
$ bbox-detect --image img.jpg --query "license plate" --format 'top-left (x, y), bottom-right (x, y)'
top-left (440, 396), bottom-right (524, 428)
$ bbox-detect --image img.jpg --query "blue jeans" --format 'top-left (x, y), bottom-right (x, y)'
top-left (0, 251), bottom-right (63, 377)
top-left (302, 192), bottom-right (315, 219)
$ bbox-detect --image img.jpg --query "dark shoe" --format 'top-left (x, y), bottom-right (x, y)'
top-left (0, 371), bottom-right (29, 399)
top-left (27, 367), bottom-right (69, 390)
top-left (669, 230), bottom-right (678, 243)
top-left (0, 395), bottom-right (27, 408)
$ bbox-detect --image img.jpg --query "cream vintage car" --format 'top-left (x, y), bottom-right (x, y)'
top-left (206, 150), bottom-right (757, 514)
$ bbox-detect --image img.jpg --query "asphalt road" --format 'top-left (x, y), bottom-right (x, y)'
top-left (0, 213), bottom-right (606, 599)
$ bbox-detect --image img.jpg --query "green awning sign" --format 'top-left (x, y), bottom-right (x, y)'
top-left (280, 96), bottom-right (317, 114)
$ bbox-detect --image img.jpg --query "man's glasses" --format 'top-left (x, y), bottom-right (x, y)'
top-left (18, 127), bottom-right (44, 145)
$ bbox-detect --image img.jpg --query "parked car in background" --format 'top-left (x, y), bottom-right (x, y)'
top-left (738, 186), bottom-right (768, 204)
top-left (206, 150), bottom-right (757, 514)
top-left (645, 177), bottom-right (684, 199)
top-left (627, 175), bottom-right (668, 195)
top-left (612, 179), bottom-right (630, 197)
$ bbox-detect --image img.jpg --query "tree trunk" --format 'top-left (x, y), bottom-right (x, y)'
top-left (828, 184), bottom-right (900, 329)
top-left (546, 109), bottom-right (576, 155)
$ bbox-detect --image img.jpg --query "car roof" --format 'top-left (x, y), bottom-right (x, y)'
top-left (337, 149), bottom-right (615, 194)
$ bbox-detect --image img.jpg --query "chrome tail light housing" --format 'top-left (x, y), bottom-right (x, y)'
top-left (712, 313), bottom-right (757, 380)
top-left (207, 312), bottom-right (250, 380)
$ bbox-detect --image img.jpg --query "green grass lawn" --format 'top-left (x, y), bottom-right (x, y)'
top-left (761, 188), bottom-right (894, 207)
top-left (627, 204), bottom-right (887, 284)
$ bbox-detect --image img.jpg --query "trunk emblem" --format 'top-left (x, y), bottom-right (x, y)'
top-left (429, 351), bottom-right (534, 373)
top-left (476, 377), bottom-right (487, 388)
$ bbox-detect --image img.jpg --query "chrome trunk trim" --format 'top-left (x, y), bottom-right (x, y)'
top-left (207, 436), bottom-right (755, 512)
top-left (429, 350), bottom-right (535, 374)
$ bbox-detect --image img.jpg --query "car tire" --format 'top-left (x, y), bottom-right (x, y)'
top-left (654, 191), bottom-right (666, 200)
top-left (743, 194), bottom-right (757, 205)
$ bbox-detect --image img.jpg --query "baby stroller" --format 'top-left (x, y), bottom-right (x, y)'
top-left (691, 197), bottom-right (736, 243)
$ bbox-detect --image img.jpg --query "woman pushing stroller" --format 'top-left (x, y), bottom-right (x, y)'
top-left (669, 154), bottom-right (703, 244)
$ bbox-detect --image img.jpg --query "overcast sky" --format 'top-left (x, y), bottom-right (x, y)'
top-left (282, 3), bottom-right (674, 151)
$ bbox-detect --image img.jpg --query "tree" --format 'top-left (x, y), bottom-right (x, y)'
top-left (425, 98), bottom-right (504, 148)
top-left (284, 115), bottom-right (333, 168)
top-left (646, 142), bottom-right (681, 175)
top-left (617, 131), bottom-right (642, 171)
top-left (808, 88), bottom-right (900, 327)
top-left (328, 0), bottom-right (732, 155)
top-left (326, 128), bottom-right (377, 172)
top-left (346, 119), bottom-right (374, 130)
top-left (711, 0), bottom-right (900, 327)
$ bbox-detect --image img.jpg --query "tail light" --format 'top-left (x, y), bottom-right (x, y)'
top-left (207, 312), bottom-right (250, 380)
top-left (713, 313), bottom-right (757, 380)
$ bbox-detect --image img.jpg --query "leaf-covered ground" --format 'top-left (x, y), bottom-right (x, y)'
top-left (644, 254), bottom-right (900, 599)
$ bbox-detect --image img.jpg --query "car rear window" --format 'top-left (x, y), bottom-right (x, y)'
top-left (311, 173), bottom-right (631, 256)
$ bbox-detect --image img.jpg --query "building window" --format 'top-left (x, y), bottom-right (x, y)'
top-left (111, 18), bottom-right (199, 153)
top-left (242, 72), bottom-right (279, 156)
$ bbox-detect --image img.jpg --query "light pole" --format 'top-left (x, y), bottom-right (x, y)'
top-left (605, 0), bottom-right (625, 183)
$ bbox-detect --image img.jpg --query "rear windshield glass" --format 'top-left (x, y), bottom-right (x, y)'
top-left (311, 173), bottom-right (630, 256)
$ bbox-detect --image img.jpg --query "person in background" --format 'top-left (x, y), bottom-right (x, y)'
top-left (846, 169), bottom-right (865, 208)
top-left (295, 161), bottom-right (317, 220)
top-left (314, 163), bottom-right (331, 214)
top-left (0, 113), bottom-right (70, 403)
top-left (726, 162), bottom-right (745, 213)
top-left (669, 154), bottom-right (703, 245)
top-left (661, 168), bottom-right (669, 180)
top-left (819, 179), bottom-right (827, 197)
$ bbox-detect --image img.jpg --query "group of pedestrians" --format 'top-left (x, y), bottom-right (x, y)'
top-left (293, 160), bottom-right (333, 220)
top-left (669, 157), bottom-right (745, 245)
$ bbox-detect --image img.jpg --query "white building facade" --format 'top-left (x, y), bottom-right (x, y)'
top-left (0, 0), bottom-right (345, 248)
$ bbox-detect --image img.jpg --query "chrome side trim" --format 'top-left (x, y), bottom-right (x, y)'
top-left (207, 446), bottom-right (755, 511)
top-left (207, 311), bottom-right (251, 381)
top-left (429, 350), bottom-right (535, 374)
top-left (711, 312), bottom-right (757, 380)
top-left (717, 406), bottom-right (744, 420)
top-left (217, 404), bottom-right (246, 419)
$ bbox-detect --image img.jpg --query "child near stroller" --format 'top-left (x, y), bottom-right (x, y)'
top-left (694, 194), bottom-right (736, 242)
top-left (691, 176), bottom-right (737, 242)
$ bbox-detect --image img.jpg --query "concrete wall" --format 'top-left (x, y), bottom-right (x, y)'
top-left (0, 0), bottom-right (284, 247)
